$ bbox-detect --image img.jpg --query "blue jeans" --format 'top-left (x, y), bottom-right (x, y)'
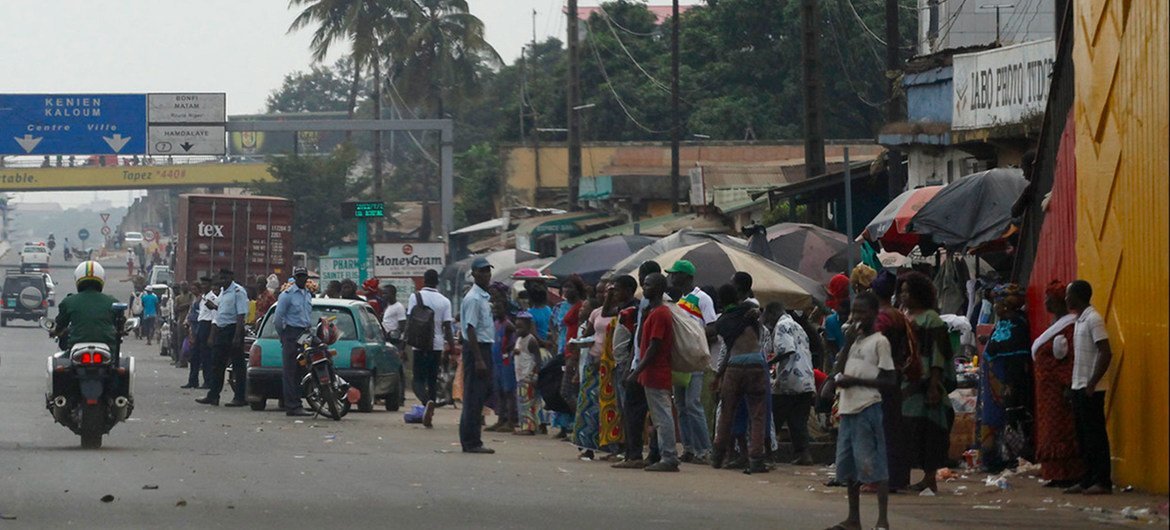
top-left (674, 371), bottom-right (711, 455)
top-left (836, 403), bottom-right (889, 484)
top-left (645, 387), bottom-right (679, 466)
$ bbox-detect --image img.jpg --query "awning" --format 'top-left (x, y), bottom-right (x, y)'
top-left (762, 160), bottom-right (875, 203)
top-left (515, 211), bottom-right (610, 237)
top-left (450, 217), bottom-right (506, 236)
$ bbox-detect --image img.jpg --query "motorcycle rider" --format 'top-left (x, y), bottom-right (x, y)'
top-left (53, 261), bottom-right (119, 348)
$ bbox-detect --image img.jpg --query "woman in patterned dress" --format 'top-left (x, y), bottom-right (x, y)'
top-left (1030, 280), bottom-right (1083, 486)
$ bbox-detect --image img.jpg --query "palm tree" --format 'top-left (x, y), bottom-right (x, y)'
top-left (388, 0), bottom-right (502, 118)
top-left (287, 0), bottom-right (414, 201)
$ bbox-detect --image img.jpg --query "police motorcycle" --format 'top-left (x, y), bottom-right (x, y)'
top-left (40, 263), bottom-right (138, 449)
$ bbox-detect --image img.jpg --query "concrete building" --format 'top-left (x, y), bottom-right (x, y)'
top-left (918, 0), bottom-right (1056, 55)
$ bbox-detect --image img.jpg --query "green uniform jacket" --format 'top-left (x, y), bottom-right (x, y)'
top-left (55, 289), bottom-right (119, 348)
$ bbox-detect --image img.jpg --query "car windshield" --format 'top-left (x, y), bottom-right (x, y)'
top-left (259, 305), bottom-right (357, 342)
top-left (4, 275), bottom-right (46, 293)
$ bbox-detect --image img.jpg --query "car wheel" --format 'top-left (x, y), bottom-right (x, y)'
top-left (384, 372), bottom-right (402, 412)
top-left (0, 316), bottom-right (6, 327)
top-left (357, 377), bottom-right (374, 413)
top-left (249, 400), bottom-right (266, 411)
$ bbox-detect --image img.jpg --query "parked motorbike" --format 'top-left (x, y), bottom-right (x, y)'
top-left (41, 304), bottom-right (138, 449)
top-left (298, 319), bottom-right (351, 421)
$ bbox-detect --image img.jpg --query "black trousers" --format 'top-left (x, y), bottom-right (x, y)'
top-left (621, 379), bottom-right (659, 461)
top-left (187, 321), bottom-right (212, 387)
top-left (280, 327), bottom-right (308, 409)
top-left (413, 348), bottom-right (440, 404)
top-left (206, 324), bottom-right (245, 403)
top-left (459, 342), bottom-right (493, 450)
top-left (773, 391), bottom-right (814, 454)
top-left (1072, 389), bottom-right (1112, 489)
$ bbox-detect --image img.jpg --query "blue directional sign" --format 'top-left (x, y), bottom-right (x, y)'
top-left (0, 94), bottom-right (147, 155)
top-left (77, 228), bottom-right (90, 241)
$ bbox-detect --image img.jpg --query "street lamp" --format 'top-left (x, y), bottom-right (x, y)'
top-left (979, 3), bottom-right (1015, 44)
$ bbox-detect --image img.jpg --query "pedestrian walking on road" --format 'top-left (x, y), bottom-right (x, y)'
top-left (272, 267), bottom-right (314, 417)
top-left (459, 258), bottom-right (496, 454)
top-left (823, 292), bottom-right (894, 530)
top-left (408, 270), bottom-right (454, 426)
top-left (141, 288), bottom-right (158, 346)
top-left (198, 269), bottom-right (249, 407)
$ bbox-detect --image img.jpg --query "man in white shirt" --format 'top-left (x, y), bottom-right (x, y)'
top-left (406, 270), bottom-right (454, 410)
top-left (1064, 280), bottom-right (1114, 496)
top-left (381, 284), bottom-right (407, 341)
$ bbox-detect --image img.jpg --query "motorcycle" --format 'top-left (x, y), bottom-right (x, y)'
top-left (40, 304), bottom-right (138, 449)
top-left (297, 325), bottom-right (351, 421)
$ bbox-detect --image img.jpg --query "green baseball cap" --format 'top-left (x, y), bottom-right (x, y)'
top-left (665, 259), bottom-right (696, 277)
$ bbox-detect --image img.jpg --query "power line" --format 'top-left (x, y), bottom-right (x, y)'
top-left (824, 2), bottom-right (896, 109)
top-left (596, 3), bottom-right (659, 37)
top-left (842, 0), bottom-right (918, 50)
top-left (584, 22), bottom-right (671, 134)
top-left (593, 13), bottom-right (672, 94)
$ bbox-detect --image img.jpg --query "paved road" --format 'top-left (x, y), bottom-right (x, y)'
top-left (0, 258), bottom-right (1138, 528)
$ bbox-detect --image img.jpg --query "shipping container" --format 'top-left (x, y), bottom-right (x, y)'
top-left (175, 194), bottom-right (294, 284)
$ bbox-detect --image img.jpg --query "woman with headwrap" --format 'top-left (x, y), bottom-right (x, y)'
top-left (850, 264), bottom-right (877, 296)
top-left (980, 283), bottom-right (1033, 473)
top-left (1030, 281), bottom-right (1083, 486)
top-left (823, 274), bottom-right (852, 368)
top-left (899, 271), bottom-right (956, 493)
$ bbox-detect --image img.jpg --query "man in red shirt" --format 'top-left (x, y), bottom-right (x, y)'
top-left (627, 272), bottom-right (678, 472)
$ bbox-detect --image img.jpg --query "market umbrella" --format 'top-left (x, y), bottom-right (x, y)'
top-left (766, 223), bottom-right (854, 283)
top-left (605, 229), bottom-right (747, 280)
top-left (546, 235), bottom-right (657, 286)
top-left (640, 241), bottom-right (826, 310)
top-left (910, 168), bottom-right (1028, 251)
top-left (860, 186), bottom-right (943, 254)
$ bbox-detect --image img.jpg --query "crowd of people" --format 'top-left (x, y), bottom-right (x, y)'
top-left (130, 254), bottom-right (1116, 529)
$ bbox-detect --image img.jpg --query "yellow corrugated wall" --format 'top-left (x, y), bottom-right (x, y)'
top-left (1074, 0), bottom-right (1169, 493)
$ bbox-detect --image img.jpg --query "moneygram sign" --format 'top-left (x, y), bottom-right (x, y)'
top-left (372, 242), bottom-right (446, 278)
top-left (952, 39), bottom-right (1055, 130)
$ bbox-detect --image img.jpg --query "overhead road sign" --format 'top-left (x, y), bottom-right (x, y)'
top-left (147, 93), bottom-right (225, 124)
top-left (342, 201), bottom-right (386, 219)
top-left (0, 94), bottom-right (147, 155)
top-left (148, 126), bottom-right (226, 155)
top-left (0, 163), bottom-right (273, 192)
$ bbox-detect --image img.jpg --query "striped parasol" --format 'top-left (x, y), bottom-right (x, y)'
top-left (860, 186), bottom-right (943, 254)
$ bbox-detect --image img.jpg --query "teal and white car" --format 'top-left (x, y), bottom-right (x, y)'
top-left (246, 299), bottom-right (404, 412)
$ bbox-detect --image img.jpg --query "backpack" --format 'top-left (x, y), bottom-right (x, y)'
top-left (668, 304), bottom-right (710, 372)
top-left (406, 292), bottom-right (435, 350)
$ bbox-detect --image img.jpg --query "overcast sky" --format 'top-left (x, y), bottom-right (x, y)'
top-left (0, 0), bottom-right (691, 207)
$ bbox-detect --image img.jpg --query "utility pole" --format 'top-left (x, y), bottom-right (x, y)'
top-left (530, 10), bottom-right (543, 191)
top-left (670, 0), bottom-right (681, 213)
top-left (800, 0), bottom-right (826, 179)
top-left (885, 0), bottom-right (907, 195)
top-left (373, 58), bottom-right (384, 203)
top-left (566, 0), bottom-right (582, 211)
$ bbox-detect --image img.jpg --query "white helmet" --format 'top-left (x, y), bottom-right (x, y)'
top-left (74, 261), bottom-right (106, 288)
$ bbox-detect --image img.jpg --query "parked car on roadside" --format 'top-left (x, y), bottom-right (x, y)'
top-left (246, 299), bottom-right (404, 412)
top-left (123, 232), bottom-right (145, 244)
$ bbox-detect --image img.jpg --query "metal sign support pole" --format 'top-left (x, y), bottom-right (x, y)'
top-left (357, 219), bottom-right (368, 284)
